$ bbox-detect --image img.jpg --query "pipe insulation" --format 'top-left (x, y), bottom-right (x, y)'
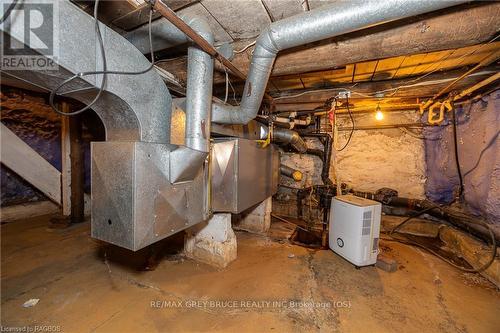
top-left (211, 0), bottom-right (469, 124)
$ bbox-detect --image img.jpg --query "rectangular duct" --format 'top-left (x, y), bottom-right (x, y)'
top-left (211, 138), bottom-right (280, 213)
top-left (91, 141), bottom-right (209, 251)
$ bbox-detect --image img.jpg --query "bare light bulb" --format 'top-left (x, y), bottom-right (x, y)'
top-left (375, 105), bottom-right (384, 121)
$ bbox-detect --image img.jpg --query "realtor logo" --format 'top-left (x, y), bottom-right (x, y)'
top-left (1, 0), bottom-right (59, 70)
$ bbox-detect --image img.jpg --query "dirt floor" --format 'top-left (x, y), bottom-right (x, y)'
top-left (1, 214), bottom-right (499, 333)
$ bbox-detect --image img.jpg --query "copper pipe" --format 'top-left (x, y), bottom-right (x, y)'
top-left (148, 0), bottom-right (273, 101)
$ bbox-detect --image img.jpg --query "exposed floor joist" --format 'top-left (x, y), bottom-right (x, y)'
top-left (156, 2), bottom-right (500, 86)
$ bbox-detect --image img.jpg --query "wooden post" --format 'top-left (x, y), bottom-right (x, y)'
top-left (60, 105), bottom-right (71, 216)
top-left (68, 107), bottom-right (85, 223)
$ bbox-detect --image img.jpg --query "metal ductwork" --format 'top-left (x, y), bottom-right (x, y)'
top-left (1, 0), bottom-right (170, 143)
top-left (272, 128), bottom-right (308, 154)
top-left (211, 0), bottom-right (469, 124)
top-left (1, 0), bottom-right (214, 251)
top-left (1, 0), bottom-right (470, 252)
top-left (211, 138), bottom-right (280, 213)
top-left (126, 14), bottom-right (214, 152)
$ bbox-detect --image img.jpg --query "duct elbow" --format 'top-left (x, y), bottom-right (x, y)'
top-left (289, 132), bottom-right (308, 154)
top-left (125, 14), bottom-right (214, 54)
top-left (256, 26), bottom-right (280, 55)
top-left (182, 14), bottom-right (214, 44)
top-left (272, 128), bottom-right (308, 153)
top-left (211, 102), bottom-right (255, 125)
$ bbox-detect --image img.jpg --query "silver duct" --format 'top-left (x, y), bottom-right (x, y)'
top-left (211, 0), bottom-right (470, 124)
top-left (0, 0), bottom-right (170, 143)
top-left (0, 0), bottom-right (215, 250)
top-left (272, 128), bottom-right (308, 154)
top-left (125, 15), bottom-right (214, 152)
top-left (185, 18), bottom-right (214, 152)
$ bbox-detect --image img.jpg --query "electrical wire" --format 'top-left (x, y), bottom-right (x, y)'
top-left (451, 107), bottom-right (465, 198)
top-left (335, 95), bottom-right (354, 151)
top-left (272, 34), bottom-right (500, 103)
top-left (271, 72), bottom-right (493, 102)
top-left (234, 40), bottom-right (256, 54)
top-left (463, 130), bottom-right (500, 177)
top-left (273, 87), bottom-right (368, 101)
top-left (389, 204), bottom-right (440, 235)
top-left (367, 34), bottom-right (500, 98)
top-left (227, 72), bottom-right (239, 105)
top-left (384, 227), bottom-right (496, 273)
top-left (402, 34), bottom-right (500, 86)
top-left (49, 0), bottom-right (155, 116)
top-left (223, 67), bottom-right (229, 103)
top-left (0, 0), bottom-right (18, 24)
top-left (380, 232), bottom-right (495, 273)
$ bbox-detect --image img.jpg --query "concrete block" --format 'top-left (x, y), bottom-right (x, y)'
top-left (376, 254), bottom-right (398, 273)
top-left (184, 213), bottom-right (237, 268)
top-left (233, 197), bottom-right (272, 234)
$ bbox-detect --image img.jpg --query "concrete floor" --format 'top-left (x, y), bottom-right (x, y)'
top-left (1, 215), bottom-right (499, 333)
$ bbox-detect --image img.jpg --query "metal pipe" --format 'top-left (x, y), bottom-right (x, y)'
top-left (145, 0), bottom-right (273, 102)
top-left (337, 123), bottom-right (428, 131)
top-left (272, 128), bottom-right (308, 153)
top-left (184, 18), bottom-right (214, 152)
top-left (257, 115), bottom-right (311, 129)
top-left (126, 9), bottom-right (214, 152)
top-left (301, 133), bottom-right (333, 186)
top-left (211, 0), bottom-right (468, 124)
top-left (280, 165), bottom-right (303, 182)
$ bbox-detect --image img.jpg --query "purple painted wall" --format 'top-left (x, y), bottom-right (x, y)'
top-left (424, 90), bottom-right (500, 223)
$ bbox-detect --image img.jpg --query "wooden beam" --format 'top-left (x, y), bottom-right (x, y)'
top-left (157, 3), bottom-right (500, 84)
top-left (69, 114), bottom-right (85, 223)
top-left (271, 66), bottom-right (498, 105)
top-left (274, 103), bottom-right (419, 112)
top-left (0, 123), bottom-right (61, 204)
top-left (61, 107), bottom-right (71, 216)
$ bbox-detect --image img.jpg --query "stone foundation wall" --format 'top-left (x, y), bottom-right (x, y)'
top-left (425, 90), bottom-right (499, 223)
top-left (1, 87), bottom-right (104, 206)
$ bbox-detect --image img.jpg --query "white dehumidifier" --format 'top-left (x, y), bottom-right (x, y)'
top-left (329, 195), bottom-right (382, 267)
